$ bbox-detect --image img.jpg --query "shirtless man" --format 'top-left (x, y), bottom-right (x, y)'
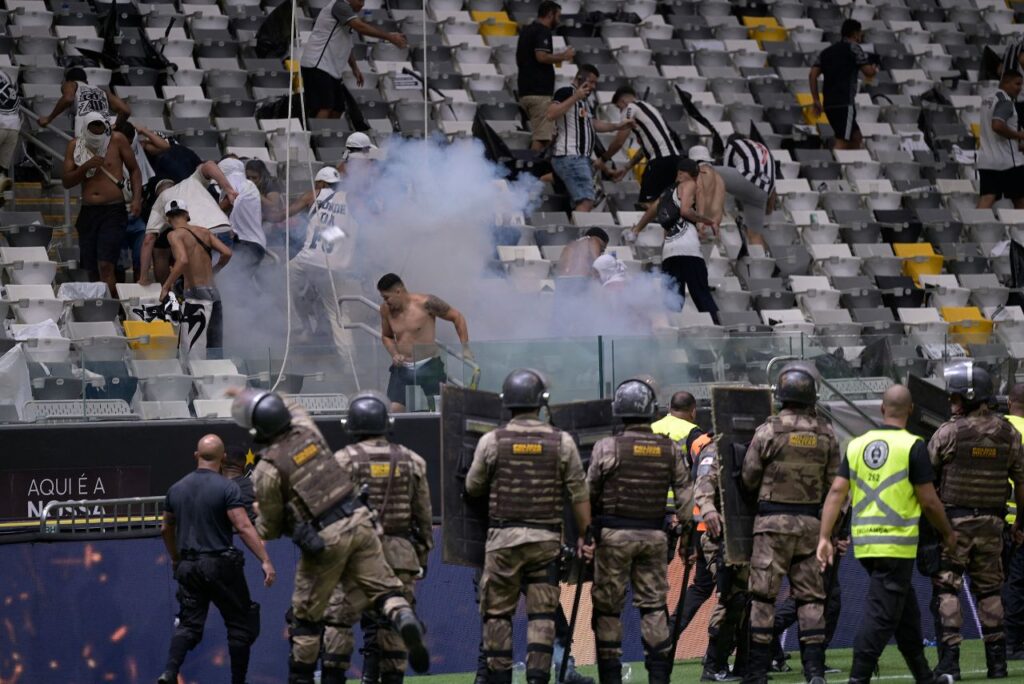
top-left (377, 273), bottom-right (471, 413)
top-left (555, 227), bottom-right (608, 278)
top-left (628, 147), bottom-right (724, 238)
top-left (159, 200), bottom-right (232, 354)
top-left (62, 111), bottom-right (142, 295)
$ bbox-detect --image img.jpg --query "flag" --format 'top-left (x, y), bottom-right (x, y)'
top-left (675, 85), bottom-right (724, 157)
top-left (256, 1), bottom-right (293, 59)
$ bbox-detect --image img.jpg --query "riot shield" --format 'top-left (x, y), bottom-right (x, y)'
top-left (550, 398), bottom-right (614, 551)
top-left (907, 373), bottom-right (951, 442)
top-left (441, 384), bottom-right (505, 567)
top-left (713, 385), bottom-right (773, 565)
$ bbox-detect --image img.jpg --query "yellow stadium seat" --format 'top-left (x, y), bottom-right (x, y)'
top-left (123, 320), bottom-right (179, 360)
top-left (741, 16), bottom-right (780, 28)
top-left (942, 306), bottom-right (993, 345)
top-left (627, 147), bottom-right (647, 182)
top-left (796, 93), bottom-right (828, 125)
top-left (472, 11), bottom-right (518, 37)
top-left (749, 25), bottom-right (788, 44)
top-left (893, 243), bottom-right (944, 285)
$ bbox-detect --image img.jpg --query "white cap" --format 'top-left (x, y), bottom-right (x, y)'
top-left (688, 145), bottom-right (713, 163)
top-left (81, 110), bottom-right (108, 130)
top-left (315, 166), bottom-right (342, 185)
top-left (345, 131), bottom-right (377, 151)
top-left (164, 198), bottom-right (189, 217)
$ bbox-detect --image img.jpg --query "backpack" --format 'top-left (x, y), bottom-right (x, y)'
top-left (655, 185), bottom-right (681, 233)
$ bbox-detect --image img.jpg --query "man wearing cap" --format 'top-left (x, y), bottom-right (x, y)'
top-left (217, 156), bottom-right (266, 286)
top-left (289, 166), bottom-right (357, 359)
top-left (158, 199), bottom-right (233, 356)
top-left (139, 160), bottom-right (238, 286)
top-left (337, 131), bottom-right (379, 176)
top-left (300, 0), bottom-right (407, 120)
top-left (62, 111), bottom-right (143, 295)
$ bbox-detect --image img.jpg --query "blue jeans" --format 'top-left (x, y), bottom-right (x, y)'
top-left (551, 155), bottom-right (595, 206)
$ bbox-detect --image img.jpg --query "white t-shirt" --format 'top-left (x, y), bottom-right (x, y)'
top-left (73, 82), bottom-right (111, 137)
top-left (224, 171), bottom-right (265, 250)
top-left (978, 88), bottom-right (1022, 171)
top-left (294, 187), bottom-right (355, 270)
top-left (661, 185), bottom-right (701, 259)
top-left (146, 167), bottom-right (231, 235)
top-left (0, 70), bottom-right (20, 130)
top-left (299, 0), bottom-right (358, 79)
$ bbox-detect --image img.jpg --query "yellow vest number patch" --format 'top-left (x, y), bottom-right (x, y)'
top-left (512, 443), bottom-right (543, 455)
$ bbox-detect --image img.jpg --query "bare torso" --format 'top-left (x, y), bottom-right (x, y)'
top-left (694, 165), bottom-right (725, 224)
top-left (382, 293), bottom-right (439, 359)
top-left (75, 136), bottom-right (128, 206)
top-left (556, 236), bottom-right (603, 277)
top-left (172, 225), bottom-right (216, 289)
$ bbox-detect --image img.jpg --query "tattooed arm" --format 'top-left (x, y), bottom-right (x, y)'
top-left (424, 294), bottom-right (471, 356)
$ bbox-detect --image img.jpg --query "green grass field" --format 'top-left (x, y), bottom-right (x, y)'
top-left (413, 640), bottom-right (1024, 683)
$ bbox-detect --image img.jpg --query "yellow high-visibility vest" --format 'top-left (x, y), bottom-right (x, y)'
top-left (847, 428), bottom-right (923, 559)
top-left (1004, 414), bottom-right (1024, 525)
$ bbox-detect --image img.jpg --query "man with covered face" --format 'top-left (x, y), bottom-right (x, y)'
top-left (61, 110), bottom-right (142, 295)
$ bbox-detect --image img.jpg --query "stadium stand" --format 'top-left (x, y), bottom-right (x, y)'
top-left (0, 0), bottom-right (1022, 422)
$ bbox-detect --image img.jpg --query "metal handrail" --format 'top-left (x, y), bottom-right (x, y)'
top-left (39, 496), bottom-right (165, 536)
top-left (337, 294), bottom-right (481, 374)
top-left (16, 104), bottom-right (75, 225)
top-left (343, 320), bottom-right (467, 389)
top-left (766, 354), bottom-right (881, 429)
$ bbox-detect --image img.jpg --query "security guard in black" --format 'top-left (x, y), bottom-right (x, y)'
top-left (159, 434), bottom-right (276, 684)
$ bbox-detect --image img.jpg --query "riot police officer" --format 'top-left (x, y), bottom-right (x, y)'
top-left (1002, 383), bottom-right (1024, 660)
top-left (325, 392), bottom-right (433, 684)
top-left (694, 440), bottom-right (750, 682)
top-left (230, 388), bottom-right (429, 684)
top-left (588, 379), bottom-right (693, 684)
top-left (740, 364), bottom-right (840, 684)
top-left (817, 384), bottom-right (956, 684)
top-left (928, 363), bottom-right (1024, 679)
top-left (464, 369), bottom-right (591, 684)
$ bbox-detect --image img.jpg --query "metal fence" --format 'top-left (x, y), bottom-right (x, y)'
top-left (38, 496), bottom-right (165, 539)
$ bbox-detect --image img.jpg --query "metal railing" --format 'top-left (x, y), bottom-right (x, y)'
top-left (17, 104), bottom-right (74, 225)
top-left (39, 496), bottom-right (165, 538)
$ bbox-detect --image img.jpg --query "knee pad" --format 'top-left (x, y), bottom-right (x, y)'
top-left (525, 560), bottom-right (560, 587)
top-left (289, 613), bottom-right (324, 641)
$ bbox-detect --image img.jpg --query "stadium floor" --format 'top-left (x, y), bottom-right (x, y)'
top-left (416, 641), bottom-right (1024, 683)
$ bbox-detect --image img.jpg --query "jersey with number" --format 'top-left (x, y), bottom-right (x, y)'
top-left (295, 187), bottom-right (355, 270)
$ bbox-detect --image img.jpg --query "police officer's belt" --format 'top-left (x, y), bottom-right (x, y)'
top-left (180, 548), bottom-right (239, 561)
top-left (758, 502), bottom-right (820, 517)
top-left (490, 520), bottom-right (561, 532)
top-left (313, 492), bottom-right (365, 531)
top-left (945, 505), bottom-right (1005, 519)
top-left (597, 514), bottom-right (664, 530)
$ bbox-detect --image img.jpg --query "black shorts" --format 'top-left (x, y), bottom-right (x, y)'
top-left (824, 103), bottom-right (859, 141)
top-left (301, 66), bottom-right (348, 116)
top-left (979, 167), bottom-right (1024, 201)
top-left (386, 356), bottom-right (446, 406)
top-left (76, 203), bottom-right (128, 273)
top-left (640, 155), bottom-right (680, 203)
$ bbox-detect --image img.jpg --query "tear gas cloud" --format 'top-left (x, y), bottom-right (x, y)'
top-left (217, 137), bottom-right (683, 356)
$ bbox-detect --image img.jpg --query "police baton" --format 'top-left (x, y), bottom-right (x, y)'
top-left (670, 523), bottom-right (697, 653)
top-left (559, 526), bottom-right (593, 684)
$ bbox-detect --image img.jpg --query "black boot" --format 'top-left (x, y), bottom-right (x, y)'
top-left (379, 673), bottom-right (404, 684)
top-left (288, 658), bottom-right (318, 684)
top-left (597, 659), bottom-right (622, 684)
top-left (801, 643), bottom-right (826, 683)
top-left (934, 643), bottom-right (960, 682)
top-left (228, 644), bottom-right (251, 684)
top-left (390, 607), bottom-right (429, 674)
top-left (360, 646), bottom-right (381, 684)
top-left (156, 673), bottom-right (176, 684)
top-left (645, 653), bottom-right (673, 684)
top-left (488, 670), bottom-right (513, 684)
top-left (985, 640), bottom-right (1008, 679)
top-left (741, 643), bottom-right (772, 684)
top-left (702, 636), bottom-right (740, 682)
top-left (848, 655), bottom-right (876, 683)
top-left (475, 642), bottom-right (489, 684)
top-left (322, 668), bottom-right (347, 684)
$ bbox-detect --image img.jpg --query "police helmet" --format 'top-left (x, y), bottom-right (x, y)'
top-left (231, 388), bottom-right (291, 440)
top-left (612, 378), bottom-right (658, 419)
top-left (500, 368), bottom-right (549, 409)
top-left (945, 361), bottom-right (993, 405)
top-left (774, 365), bottom-right (818, 407)
top-left (342, 391), bottom-right (394, 436)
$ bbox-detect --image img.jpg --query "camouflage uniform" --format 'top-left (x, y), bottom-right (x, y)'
top-left (928, 408), bottom-right (1024, 649)
top-left (587, 425), bottom-right (693, 682)
top-left (465, 416), bottom-right (589, 684)
top-left (694, 443), bottom-right (750, 672)
top-left (252, 403), bottom-right (415, 679)
top-left (323, 438), bottom-right (433, 680)
top-left (740, 407), bottom-right (840, 681)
